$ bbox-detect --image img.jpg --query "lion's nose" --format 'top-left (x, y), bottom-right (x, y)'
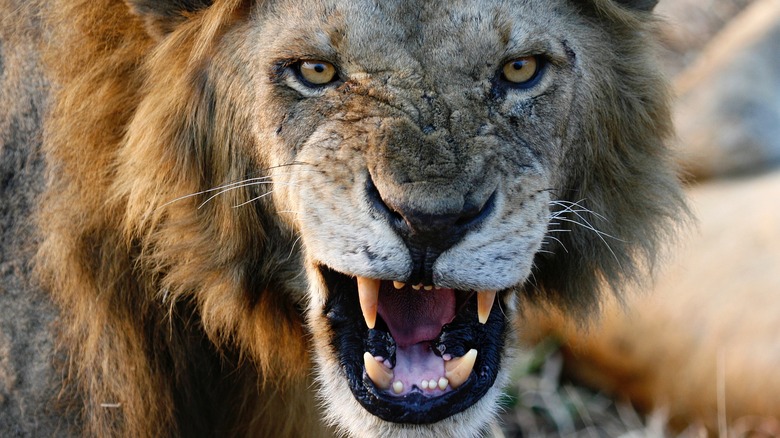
top-left (366, 176), bottom-right (495, 284)
top-left (386, 203), bottom-right (487, 246)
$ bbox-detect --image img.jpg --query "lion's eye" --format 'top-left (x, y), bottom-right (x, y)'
top-left (297, 60), bottom-right (338, 86)
top-left (501, 56), bottom-right (541, 86)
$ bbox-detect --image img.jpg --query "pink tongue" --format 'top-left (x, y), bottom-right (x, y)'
top-left (376, 284), bottom-right (456, 347)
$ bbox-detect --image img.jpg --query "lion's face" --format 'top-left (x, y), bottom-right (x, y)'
top-left (246, 0), bottom-right (605, 434)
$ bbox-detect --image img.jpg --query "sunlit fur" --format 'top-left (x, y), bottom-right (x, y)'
top-left (1, 0), bottom-right (688, 436)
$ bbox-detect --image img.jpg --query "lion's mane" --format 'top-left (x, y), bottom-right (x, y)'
top-left (37, 1), bottom-right (320, 435)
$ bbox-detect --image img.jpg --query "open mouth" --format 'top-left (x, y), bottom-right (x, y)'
top-left (321, 267), bottom-right (508, 424)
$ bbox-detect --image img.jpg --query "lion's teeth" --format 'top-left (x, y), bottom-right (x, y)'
top-left (357, 277), bottom-right (380, 329)
top-left (364, 352), bottom-right (393, 390)
top-left (438, 377), bottom-right (448, 390)
top-left (412, 283), bottom-right (422, 290)
top-left (393, 281), bottom-right (405, 289)
top-left (392, 380), bottom-right (404, 394)
top-left (444, 349), bottom-right (477, 389)
top-left (477, 290), bottom-right (497, 324)
top-left (423, 285), bottom-right (433, 290)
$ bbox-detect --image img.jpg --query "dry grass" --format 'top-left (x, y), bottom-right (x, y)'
top-left (497, 339), bottom-right (664, 437)
top-left (498, 339), bottom-right (780, 438)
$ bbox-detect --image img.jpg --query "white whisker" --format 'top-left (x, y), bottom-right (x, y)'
top-left (553, 217), bottom-right (622, 242)
top-left (554, 217), bottom-right (622, 266)
top-left (549, 199), bottom-right (608, 222)
top-left (232, 191), bottom-right (276, 208)
top-left (543, 235), bottom-right (569, 253)
top-left (197, 180), bottom-right (275, 209)
top-left (286, 235), bottom-right (304, 262)
top-left (159, 176), bottom-right (274, 208)
top-left (159, 162), bottom-right (316, 209)
top-left (547, 199), bottom-right (620, 265)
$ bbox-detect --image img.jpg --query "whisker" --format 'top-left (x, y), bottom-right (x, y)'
top-left (543, 235), bottom-right (569, 253)
top-left (550, 199), bottom-right (609, 222)
top-left (197, 181), bottom-right (300, 209)
top-left (197, 180), bottom-right (275, 209)
top-left (554, 217), bottom-right (622, 266)
top-left (552, 217), bottom-right (622, 241)
top-left (286, 235), bottom-right (304, 262)
top-left (551, 208), bottom-right (604, 234)
top-left (232, 191), bottom-right (276, 208)
top-left (160, 176), bottom-right (274, 208)
top-left (159, 161), bottom-right (316, 208)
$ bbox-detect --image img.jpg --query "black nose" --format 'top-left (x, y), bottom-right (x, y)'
top-left (366, 176), bottom-right (495, 284)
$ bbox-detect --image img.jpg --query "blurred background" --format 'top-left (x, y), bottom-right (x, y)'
top-left (502, 0), bottom-right (780, 436)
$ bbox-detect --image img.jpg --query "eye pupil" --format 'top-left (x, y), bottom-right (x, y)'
top-left (502, 56), bottom-right (541, 86)
top-left (296, 60), bottom-right (338, 87)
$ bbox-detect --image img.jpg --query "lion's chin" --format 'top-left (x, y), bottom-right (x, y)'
top-left (319, 266), bottom-right (509, 424)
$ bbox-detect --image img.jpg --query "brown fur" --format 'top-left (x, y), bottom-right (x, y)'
top-left (1, 0), bottom-right (685, 436)
top-left (37, 1), bottom-right (320, 435)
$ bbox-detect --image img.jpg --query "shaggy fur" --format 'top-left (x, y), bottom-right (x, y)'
top-left (1, 0), bottom-right (684, 436)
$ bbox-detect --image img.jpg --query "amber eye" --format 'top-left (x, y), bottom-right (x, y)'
top-left (501, 56), bottom-right (540, 86)
top-left (297, 60), bottom-right (338, 86)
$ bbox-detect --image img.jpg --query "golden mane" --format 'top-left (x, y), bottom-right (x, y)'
top-left (38, 1), bottom-right (316, 435)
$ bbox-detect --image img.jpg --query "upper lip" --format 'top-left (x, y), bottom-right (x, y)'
top-left (321, 267), bottom-right (508, 424)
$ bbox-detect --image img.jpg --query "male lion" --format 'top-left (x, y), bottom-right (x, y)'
top-left (0, 0), bottom-right (684, 436)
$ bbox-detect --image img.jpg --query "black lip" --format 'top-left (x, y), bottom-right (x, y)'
top-left (321, 267), bottom-right (508, 424)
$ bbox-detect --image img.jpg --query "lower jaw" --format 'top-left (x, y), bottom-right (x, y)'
top-left (320, 267), bottom-right (510, 424)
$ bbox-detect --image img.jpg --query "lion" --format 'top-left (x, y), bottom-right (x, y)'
top-left (522, 170), bottom-right (780, 434)
top-left (0, 0), bottom-right (685, 436)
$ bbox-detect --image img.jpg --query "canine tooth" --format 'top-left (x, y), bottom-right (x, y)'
top-left (364, 352), bottom-right (393, 390)
top-left (444, 349), bottom-right (477, 389)
top-left (357, 277), bottom-right (380, 329)
top-left (393, 381), bottom-right (404, 394)
top-left (421, 380), bottom-right (429, 389)
top-left (393, 281), bottom-right (405, 289)
top-left (438, 377), bottom-right (448, 390)
top-left (412, 283), bottom-right (422, 290)
top-left (477, 290), bottom-right (497, 324)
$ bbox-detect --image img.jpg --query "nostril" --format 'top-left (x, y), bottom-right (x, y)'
top-left (366, 174), bottom-right (408, 232)
top-left (454, 191), bottom-right (496, 230)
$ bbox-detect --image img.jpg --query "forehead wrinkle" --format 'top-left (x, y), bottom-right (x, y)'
top-left (263, 0), bottom-right (567, 94)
